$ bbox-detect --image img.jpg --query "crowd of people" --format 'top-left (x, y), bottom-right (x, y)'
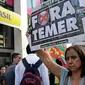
top-left (0, 43), bottom-right (85, 85)
top-left (0, 53), bottom-right (21, 85)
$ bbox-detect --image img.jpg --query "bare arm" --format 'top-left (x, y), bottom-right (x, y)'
top-left (26, 32), bottom-right (62, 78)
top-left (36, 48), bottom-right (62, 79)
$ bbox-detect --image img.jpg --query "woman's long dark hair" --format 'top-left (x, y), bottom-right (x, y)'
top-left (65, 45), bottom-right (85, 77)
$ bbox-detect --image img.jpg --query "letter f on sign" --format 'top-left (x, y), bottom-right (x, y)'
top-left (32, 15), bottom-right (37, 28)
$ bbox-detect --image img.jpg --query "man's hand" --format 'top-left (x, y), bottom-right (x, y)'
top-left (26, 31), bottom-right (30, 37)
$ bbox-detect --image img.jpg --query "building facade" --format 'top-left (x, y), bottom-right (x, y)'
top-left (0, 0), bottom-right (15, 65)
top-left (0, 0), bottom-right (28, 66)
top-left (0, 0), bottom-right (85, 66)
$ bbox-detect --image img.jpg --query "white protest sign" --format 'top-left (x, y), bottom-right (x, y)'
top-left (28, 0), bottom-right (85, 51)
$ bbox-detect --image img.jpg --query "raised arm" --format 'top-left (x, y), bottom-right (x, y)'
top-left (36, 48), bottom-right (62, 79)
top-left (26, 31), bottom-right (62, 78)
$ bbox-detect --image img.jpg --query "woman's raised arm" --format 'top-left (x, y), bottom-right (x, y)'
top-left (36, 48), bottom-right (62, 79)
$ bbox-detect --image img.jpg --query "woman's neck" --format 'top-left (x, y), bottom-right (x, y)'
top-left (71, 70), bottom-right (81, 80)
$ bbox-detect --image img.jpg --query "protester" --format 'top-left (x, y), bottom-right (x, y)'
top-left (5, 62), bottom-right (11, 70)
top-left (0, 66), bottom-right (6, 85)
top-left (15, 44), bottom-right (50, 85)
top-left (36, 45), bottom-right (85, 85)
top-left (4, 53), bottom-right (21, 85)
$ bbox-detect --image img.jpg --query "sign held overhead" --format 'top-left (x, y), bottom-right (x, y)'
top-left (28, 0), bottom-right (85, 51)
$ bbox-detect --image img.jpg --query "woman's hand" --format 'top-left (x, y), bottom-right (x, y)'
top-left (36, 48), bottom-right (61, 78)
top-left (36, 48), bottom-right (52, 60)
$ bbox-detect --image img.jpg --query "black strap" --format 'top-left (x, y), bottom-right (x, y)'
top-left (22, 58), bottom-right (42, 69)
top-left (34, 59), bottom-right (42, 68)
top-left (22, 58), bottom-right (30, 69)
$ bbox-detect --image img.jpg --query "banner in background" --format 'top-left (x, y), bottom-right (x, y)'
top-left (6, 0), bottom-right (14, 6)
top-left (0, 0), bottom-right (14, 6)
top-left (47, 45), bottom-right (65, 61)
top-left (0, 7), bottom-right (21, 29)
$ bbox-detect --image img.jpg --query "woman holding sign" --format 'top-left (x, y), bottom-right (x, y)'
top-left (36, 45), bottom-right (85, 85)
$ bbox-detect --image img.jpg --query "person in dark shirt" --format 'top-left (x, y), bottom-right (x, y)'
top-left (0, 66), bottom-right (6, 85)
top-left (4, 53), bottom-right (21, 85)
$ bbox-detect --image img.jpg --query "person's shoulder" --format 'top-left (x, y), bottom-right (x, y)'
top-left (61, 67), bottom-right (68, 72)
top-left (16, 59), bottom-right (23, 67)
top-left (29, 53), bottom-right (38, 57)
top-left (5, 65), bottom-right (16, 75)
top-left (39, 61), bottom-right (48, 70)
top-left (60, 67), bottom-right (68, 77)
top-left (26, 53), bottom-right (39, 59)
top-left (7, 64), bottom-right (16, 69)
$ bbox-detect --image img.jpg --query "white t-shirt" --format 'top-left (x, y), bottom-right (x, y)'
top-left (15, 53), bottom-right (50, 85)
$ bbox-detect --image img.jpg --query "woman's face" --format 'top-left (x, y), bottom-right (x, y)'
top-left (66, 49), bottom-right (82, 72)
top-left (1, 67), bottom-right (6, 73)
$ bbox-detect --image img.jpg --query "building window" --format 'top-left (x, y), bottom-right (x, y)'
top-left (0, 24), bottom-right (14, 49)
top-left (0, 52), bottom-right (11, 66)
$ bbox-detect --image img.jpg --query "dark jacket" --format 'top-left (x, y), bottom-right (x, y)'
top-left (4, 64), bottom-right (16, 85)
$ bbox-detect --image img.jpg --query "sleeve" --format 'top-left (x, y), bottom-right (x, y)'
top-left (60, 67), bottom-right (68, 85)
top-left (15, 61), bottom-right (25, 85)
top-left (39, 63), bottom-right (50, 85)
top-left (15, 64), bottom-right (20, 85)
top-left (4, 66), bottom-right (13, 85)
